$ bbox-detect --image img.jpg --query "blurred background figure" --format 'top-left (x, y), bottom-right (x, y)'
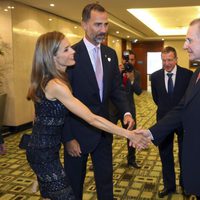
top-left (109, 49), bottom-right (142, 169)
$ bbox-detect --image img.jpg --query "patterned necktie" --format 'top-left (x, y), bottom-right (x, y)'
top-left (94, 47), bottom-right (103, 100)
top-left (167, 72), bottom-right (174, 94)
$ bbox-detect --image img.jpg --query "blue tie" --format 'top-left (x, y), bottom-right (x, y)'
top-left (167, 73), bottom-right (173, 95)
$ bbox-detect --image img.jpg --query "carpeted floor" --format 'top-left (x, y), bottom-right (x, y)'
top-left (0, 91), bottom-right (196, 200)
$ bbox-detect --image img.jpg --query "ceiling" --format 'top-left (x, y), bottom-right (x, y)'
top-left (11, 0), bottom-right (200, 41)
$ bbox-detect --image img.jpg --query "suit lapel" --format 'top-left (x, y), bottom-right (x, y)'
top-left (173, 66), bottom-right (181, 94)
top-left (79, 41), bottom-right (100, 92)
top-left (160, 70), bottom-right (168, 94)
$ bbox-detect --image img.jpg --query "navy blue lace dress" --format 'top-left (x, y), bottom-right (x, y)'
top-left (26, 97), bottom-right (75, 200)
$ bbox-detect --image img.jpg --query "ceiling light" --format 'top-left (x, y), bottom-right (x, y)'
top-left (127, 35), bottom-right (130, 38)
top-left (7, 6), bottom-right (14, 9)
top-left (74, 26), bottom-right (78, 29)
top-left (4, 9), bottom-right (8, 12)
top-left (116, 31), bottom-right (119, 34)
top-left (127, 7), bottom-right (198, 36)
top-left (132, 39), bottom-right (138, 43)
top-left (48, 18), bottom-right (52, 21)
top-left (108, 17), bottom-right (143, 38)
top-left (50, 4), bottom-right (55, 7)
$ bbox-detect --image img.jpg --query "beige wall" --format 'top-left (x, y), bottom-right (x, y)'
top-left (126, 41), bottom-right (132, 50)
top-left (107, 35), bottom-right (122, 64)
top-left (0, 1), bottom-right (13, 124)
top-left (1, 1), bottom-right (84, 126)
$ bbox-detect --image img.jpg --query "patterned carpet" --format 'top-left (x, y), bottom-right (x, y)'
top-left (0, 91), bottom-right (196, 200)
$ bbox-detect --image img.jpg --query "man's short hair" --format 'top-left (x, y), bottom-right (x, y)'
top-left (82, 3), bottom-right (106, 22)
top-left (126, 49), bottom-right (136, 57)
top-left (162, 46), bottom-right (177, 58)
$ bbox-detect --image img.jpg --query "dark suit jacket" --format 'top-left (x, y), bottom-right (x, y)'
top-left (125, 69), bottom-right (142, 118)
top-left (109, 68), bottom-right (142, 121)
top-left (150, 68), bottom-right (200, 195)
top-left (151, 66), bottom-right (193, 120)
top-left (62, 40), bottom-right (130, 153)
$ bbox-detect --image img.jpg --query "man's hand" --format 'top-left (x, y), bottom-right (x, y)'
top-left (65, 139), bottom-right (82, 157)
top-left (128, 129), bottom-right (151, 151)
top-left (123, 114), bottom-right (135, 130)
top-left (126, 71), bottom-right (134, 82)
top-left (135, 129), bottom-right (153, 140)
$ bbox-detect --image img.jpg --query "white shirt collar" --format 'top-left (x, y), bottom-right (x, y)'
top-left (164, 65), bottom-right (177, 75)
top-left (83, 37), bottom-right (100, 52)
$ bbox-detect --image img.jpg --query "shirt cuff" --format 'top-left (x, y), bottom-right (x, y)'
top-left (147, 129), bottom-right (154, 140)
top-left (124, 112), bottom-right (132, 118)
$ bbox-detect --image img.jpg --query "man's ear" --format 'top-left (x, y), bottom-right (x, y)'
top-left (81, 21), bottom-right (87, 31)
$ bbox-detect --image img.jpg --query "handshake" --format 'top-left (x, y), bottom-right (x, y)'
top-left (126, 129), bottom-right (152, 151)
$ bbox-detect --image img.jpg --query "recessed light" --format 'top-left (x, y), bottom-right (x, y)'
top-left (127, 35), bottom-right (130, 38)
top-left (50, 4), bottom-right (55, 7)
top-left (4, 9), bottom-right (8, 12)
top-left (116, 31), bottom-right (119, 34)
top-left (48, 18), bottom-right (52, 21)
top-left (7, 6), bottom-right (14, 9)
top-left (74, 26), bottom-right (77, 29)
top-left (132, 39), bottom-right (138, 43)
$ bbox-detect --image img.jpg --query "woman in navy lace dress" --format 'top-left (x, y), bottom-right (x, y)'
top-left (25, 31), bottom-right (149, 199)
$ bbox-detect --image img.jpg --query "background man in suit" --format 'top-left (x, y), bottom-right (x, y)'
top-left (62, 3), bottom-right (134, 200)
top-left (139, 18), bottom-right (200, 200)
top-left (109, 50), bottom-right (142, 169)
top-left (151, 46), bottom-right (193, 198)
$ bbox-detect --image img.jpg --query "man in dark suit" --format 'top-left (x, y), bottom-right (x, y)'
top-left (139, 18), bottom-right (200, 200)
top-left (151, 46), bottom-right (193, 198)
top-left (62, 3), bottom-right (134, 200)
top-left (109, 50), bottom-right (142, 169)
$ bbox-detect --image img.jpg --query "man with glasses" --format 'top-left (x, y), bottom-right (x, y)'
top-left (150, 46), bottom-right (192, 198)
